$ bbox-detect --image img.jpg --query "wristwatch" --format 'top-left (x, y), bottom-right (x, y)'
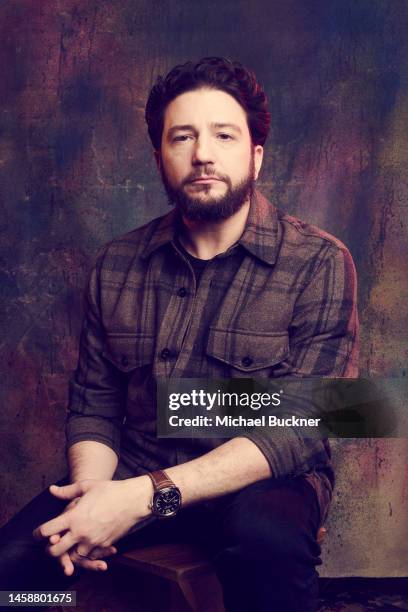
top-left (147, 470), bottom-right (182, 517)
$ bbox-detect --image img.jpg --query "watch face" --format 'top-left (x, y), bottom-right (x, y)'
top-left (153, 486), bottom-right (182, 517)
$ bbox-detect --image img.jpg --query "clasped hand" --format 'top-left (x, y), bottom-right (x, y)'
top-left (33, 477), bottom-right (152, 576)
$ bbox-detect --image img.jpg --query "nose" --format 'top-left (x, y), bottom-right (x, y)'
top-left (192, 135), bottom-right (214, 166)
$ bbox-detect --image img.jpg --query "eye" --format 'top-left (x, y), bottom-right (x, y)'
top-left (173, 134), bottom-right (193, 142)
top-left (217, 133), bottom-right (234, 141)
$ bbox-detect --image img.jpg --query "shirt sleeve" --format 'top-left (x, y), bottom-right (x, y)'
top-left (66, 254), bottom-right (125, 458)
top-left (240, 243), bottom-right (359, 479)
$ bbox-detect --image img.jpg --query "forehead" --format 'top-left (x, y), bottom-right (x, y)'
top-left (163, 88), bottom-right (249, 131)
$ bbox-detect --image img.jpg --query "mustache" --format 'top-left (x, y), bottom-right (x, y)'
top-left (182, 169), bottom-right (230, 185)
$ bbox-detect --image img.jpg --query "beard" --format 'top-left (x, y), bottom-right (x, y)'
top-left (161, 154), bottom-right (255, 223)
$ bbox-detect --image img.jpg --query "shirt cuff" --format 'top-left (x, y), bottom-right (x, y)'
top-left (238, 429), bottom-right (301, 479)
top-left (65, 414), bottom-right (122, 458)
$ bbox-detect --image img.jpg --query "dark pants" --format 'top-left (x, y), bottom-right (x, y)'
top-left (0, 476), bottom-right (321, 612)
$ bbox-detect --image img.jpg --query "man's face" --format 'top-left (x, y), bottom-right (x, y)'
top-left (157, 88), bottom-right (263, 222)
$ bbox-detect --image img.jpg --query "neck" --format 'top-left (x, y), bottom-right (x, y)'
top-left (179, 198), bottom-right (251, 260)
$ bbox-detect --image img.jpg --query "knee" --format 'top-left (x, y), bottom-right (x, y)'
top-left (0, 531), bottom-right (44, 588)
top-left (228, 505), bottom-right (304, 565)
top-left (222, 481), bottom-right (320, 568)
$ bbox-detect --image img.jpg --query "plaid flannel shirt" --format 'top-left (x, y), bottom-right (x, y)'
top-left (66, 189), bottom-right (359, 523)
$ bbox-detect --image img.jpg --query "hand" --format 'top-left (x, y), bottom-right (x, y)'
top-left (33, 477), bottom-right (152, 567)
top-left (47, 532), bottom-right (118, 576)
top-left (44, 493), bottom-right (118, 576)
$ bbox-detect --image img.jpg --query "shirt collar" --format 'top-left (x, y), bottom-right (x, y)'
top-left (141, 189), bottom-right (280, 265)
top-left (237, 189), bottom-right (279, 265)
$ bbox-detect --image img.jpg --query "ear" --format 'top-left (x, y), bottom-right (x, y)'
top-left (154, 150), bottom-right (161, 172)
top-left (253, 145), bottom-right (264, 181)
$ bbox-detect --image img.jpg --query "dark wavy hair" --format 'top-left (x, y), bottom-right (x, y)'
top-left (145, 57), bottom-right (270, 151)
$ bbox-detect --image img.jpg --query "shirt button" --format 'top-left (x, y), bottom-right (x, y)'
top-left (160, 348), bottom-right (171, 360)
top-left (121, 356), bottom-right (129, 367)
top-left (241, 356), bottom-right (253, 367)
top-left (177, 287), bottom-right (187, 297)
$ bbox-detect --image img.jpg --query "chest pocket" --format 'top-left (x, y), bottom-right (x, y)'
top-left (206, 327), bottom-right (289, 377)
top-left (102, 333), bottom-right (155, 373)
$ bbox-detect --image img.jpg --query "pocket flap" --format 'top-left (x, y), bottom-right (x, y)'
top-left (207, 328), bottom-right (289, 372)
top-left (102, 334), bottom-right (155, 372)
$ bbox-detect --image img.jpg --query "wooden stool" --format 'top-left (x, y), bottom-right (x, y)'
top-left (114, 527), bottom-right (327, 611)
top-left (114, 542), bottom-right (224, 612)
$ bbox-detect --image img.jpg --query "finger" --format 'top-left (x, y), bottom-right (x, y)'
top-left (47, 531), bottom-right (77, 557)
top-left (76, 543), bottom-right (94, 558)
top-left (48, 534), bottom-right (61, 545)
top-left (66, 497), bottom-right (81, 510)
top-left (59, 552), bottom-right (75, 576)
top-left (49, 483), bottom-right (83, 500)
top-left (61, 498), bottom-right (80, 516)
top-left (88, 545), bottom-right (117, 560)
top-left (70, 548), bottom-right (108, 571)
top-left (33, 514), bottom-right (70, 540)
top-left (70, 554), bottom-right (107, 572)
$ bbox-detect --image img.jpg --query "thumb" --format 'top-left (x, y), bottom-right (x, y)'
top-left (49, 482), bottom-right (83, 500)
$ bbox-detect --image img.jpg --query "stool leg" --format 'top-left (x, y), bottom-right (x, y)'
top-left (177, 574), bottom-right (225, 612)
top-left (176, 578), bottom-right (201, 612)
top-left (167, 580), bottom-right (195, 612)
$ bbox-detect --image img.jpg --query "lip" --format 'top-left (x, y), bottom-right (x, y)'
top-left (189, 177), bottom-right (222, 183)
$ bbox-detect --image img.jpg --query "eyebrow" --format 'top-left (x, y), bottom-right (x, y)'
top-left (211, 122), bottom-right (242, 134)
top-left (166, 122), bottom-right (243, 138)
top-left (167, 125), bottom-right (196, 138)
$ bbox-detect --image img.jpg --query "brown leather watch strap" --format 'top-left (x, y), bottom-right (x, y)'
top-left (148, 469), bottom-right (175, 491)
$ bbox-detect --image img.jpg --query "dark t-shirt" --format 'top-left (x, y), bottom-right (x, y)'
top-left (174, 237), bottom-right (209, 286)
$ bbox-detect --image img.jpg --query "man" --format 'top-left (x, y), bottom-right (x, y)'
top-left (0, 57), bottom-right (358, 611)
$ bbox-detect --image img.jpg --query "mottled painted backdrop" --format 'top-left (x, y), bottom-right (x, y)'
top-left (0, 0), bottom-right (407, 577)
